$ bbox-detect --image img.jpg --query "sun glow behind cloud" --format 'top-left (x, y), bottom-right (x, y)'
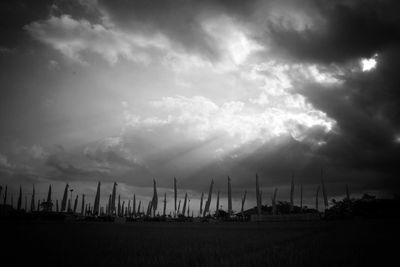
top-left (361, 55), bottom-right (377, 72)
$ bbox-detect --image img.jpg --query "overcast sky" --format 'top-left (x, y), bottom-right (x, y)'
top-left (1, 0), bottom-right (399, 212)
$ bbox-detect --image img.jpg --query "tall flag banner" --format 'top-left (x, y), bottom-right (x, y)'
top-left (111, 182), bottom-right (117, 215)
top-left (152, 179), bottom-right (158, 215)
top-left (316, 185), bottom-right (320, 211)
top-left (61, 184), bottom-right (69, 212)
top-left (46, 184), bottom-right (52, 211)
top-left (228, 176), bottom-right (232, 215)
top-left (187, 199), bottom-right (190, 217)
top-left (321, 169), bottom-right (328, 209)
top-left (93, 182), bottom-right (101, 216)
top-left (290, 174), bottom-right (294, 212)
top-left (121, 201), bottom-right (125, 217)
top-left (17, 185), bottom-right (22, 210)
top-left (199, 192), bottom-right (204, 216)
top-left (272, 188), bottom-right (278, 215)
top-left (241, 190), bottom-right (247, 218)
top-left (107, 194), bottom-right (111, 215)
top-left (118, 195), bottom-right (121, 217)
top-left (81, 194), bottom-right (85, 215)
top-left (146, 201), bottom-right (152, 216)
top-left (127, 200), bottom-right (131, 217)
top-left (163, 192), bottom-right (167, 216)
top-left (73, 195), bottom-right (78, 213)
top-left (256, 174), bottom-right (261, 216)
top-left (216, 191), bottom-right (220, 216)
top-left (47, 184), bottom-right (52, 204)
top-left (31, 185), bottom-right (35, 212)
top-left (203, 179), bottom-right (214, 216)
top-left (182, 192), bottom-right (188, 217)
top-left (174, 177), bottom-right (177, 213)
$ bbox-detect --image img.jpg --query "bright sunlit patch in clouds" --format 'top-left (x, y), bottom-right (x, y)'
top-left (361, 54), bottom-right (377, 72)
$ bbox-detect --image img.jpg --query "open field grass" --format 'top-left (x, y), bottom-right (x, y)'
top-left (2, 219), bottom-right (399, 266)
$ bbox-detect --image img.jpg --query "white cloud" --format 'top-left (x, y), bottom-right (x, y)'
top-left (25, 15), bottom-right (170, 65)
top-left (125, 95), bottom-right (334, 147)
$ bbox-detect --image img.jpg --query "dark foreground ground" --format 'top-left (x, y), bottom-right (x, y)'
top-left (1, 219), bottom-right (399, 267)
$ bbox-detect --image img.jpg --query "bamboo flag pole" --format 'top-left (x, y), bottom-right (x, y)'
top-left (31, 185), bottom-right (35, 212)
top-left (177, 199), bottom-right (181, 215)
top-left (107, 194), bottom-right (112, 215)
top-left (47, 184), bottom-right (52, 207)
top-left (228, 176), bottom-right (232, 215)
top-left (174, 177), bottom-right (177, 214)
top-left (199, 192), bottom-right (204, 217)
top-left (321, 169), bottom-right (328, 209)
top-left (182, 192), bottom-right (188, 217)
top-left (241, 190), bottom-right (247, 219)
top-left (81, 194), bottom-right (85, 215)
top-left (17, 185), bottom-right (22, 210)
top-left (118, 195), bottom-right (121, 217)
top-left (111, 182), bottom-right (117, 215)
top-left (203, 179), bottom-right (214, 216)
top-left (216, 191), bottom-right (220, 216)
top-left (163, 192), bottom-right (167, 217)
top-left (152, 179), bottom-right (158, 216)
top-left (73, 195), bottom-right (78, 213)
top-left (93, 182), bottom-right (101, 216)
top-left (187, 199), bottom-right (190, 217)
top-left (61, 184), bottom-right (69, 212)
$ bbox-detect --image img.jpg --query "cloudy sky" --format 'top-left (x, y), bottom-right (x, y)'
top-left (1, 0), bottom-right (399, 212)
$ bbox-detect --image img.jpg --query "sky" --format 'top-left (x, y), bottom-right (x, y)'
top-left (1, 0), bottom-right (400, 213)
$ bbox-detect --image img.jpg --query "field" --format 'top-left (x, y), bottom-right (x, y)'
top-left (2, 219), bottom-right (399, 266)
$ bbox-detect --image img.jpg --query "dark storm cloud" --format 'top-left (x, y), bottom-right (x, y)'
top-left (266, 0), bottom-right (400, 63)
top-left (0, 0), bottom-right (53, 47)
top-left (294, 47), bottom-right (400, 189)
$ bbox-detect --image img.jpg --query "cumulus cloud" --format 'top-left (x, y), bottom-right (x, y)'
top-left (25, 14), bottom-right (170, 64)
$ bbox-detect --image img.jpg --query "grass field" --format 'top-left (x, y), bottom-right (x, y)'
top-left (2, 219), bottom-right (399, 266)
